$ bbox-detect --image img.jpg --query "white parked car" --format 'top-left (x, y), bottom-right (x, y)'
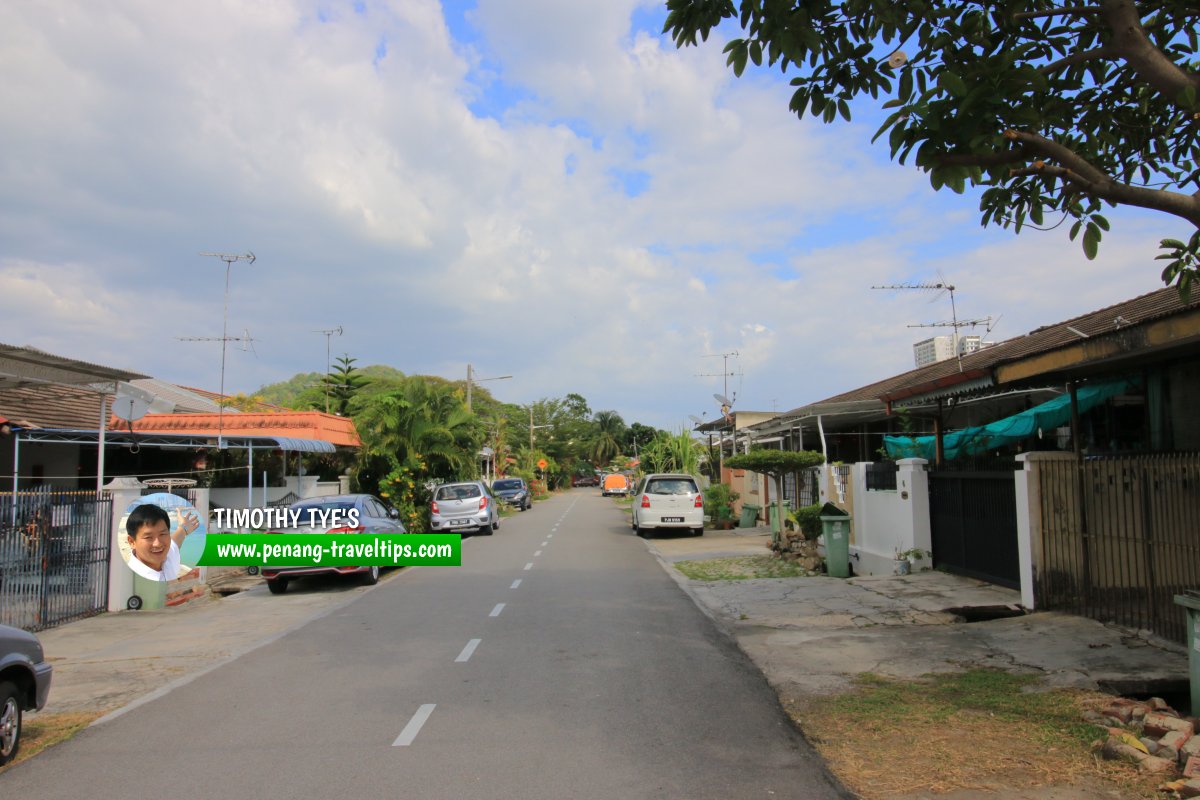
top-left (631, 474), bottom-right (704, 538)
top-left (430, 481), bottom-right (499, 535)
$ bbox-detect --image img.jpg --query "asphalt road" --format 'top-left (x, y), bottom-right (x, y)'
top-left (3, 490), bottom-right (847, 799)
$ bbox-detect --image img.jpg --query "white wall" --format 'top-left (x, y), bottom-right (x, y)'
top-left (848, 459), bottom-right (932, 576)
top-left (208, 474), bottom-right (340, 511)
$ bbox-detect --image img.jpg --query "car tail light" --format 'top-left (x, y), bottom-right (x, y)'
top-left (694, 494), bottom-right (704, 508)
top-left (431, 500), bottom-right (440, 514)
top-left (641, 495), bottom-right (650, 508)
top-left (479, 496), bottom-right (489, 510)
top-left (329, 525), bottom-right (365, 534)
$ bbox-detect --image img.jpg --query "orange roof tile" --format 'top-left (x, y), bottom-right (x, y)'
top-left (123, 411), bottom-right (361, 448)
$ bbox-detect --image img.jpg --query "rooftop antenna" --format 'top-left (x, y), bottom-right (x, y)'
top-left (196, 250), bottom-right (255, 447)
top-left (175, 327), bottom-right (258, 444)
top-left (873, 278), bottom-right (980, 372)
top-left (696, 350), bottom-right (740, 405)
top-left (314, 326), bottom-right (343, 413)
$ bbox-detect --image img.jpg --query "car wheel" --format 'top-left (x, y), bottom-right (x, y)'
top-left (480, 523), bottom-right (493, 536)
top-left (361, 565), bottom-right (380, 586)
top-left (692, 527), bottom-right (704, 537)
top-left (0, 681), bottom-right (22, 767)
top-left (126, 594), bottom-right (143, 611)
top-left (636, 527), bottom-right (649, 538)
top-left (267, 579), bottom-right (288, 595)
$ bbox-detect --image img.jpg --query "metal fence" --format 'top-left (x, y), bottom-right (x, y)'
top-left (865, 461), bottom-right (899, 491)
top-left (1036, 453), bottom-right (1200, 645)
top-left (784, 466), bottom-right (823, 509)
top-left (0, 489), bottom-right (113, 631)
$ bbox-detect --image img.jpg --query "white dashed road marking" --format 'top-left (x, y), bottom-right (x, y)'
top-left (455, 639), bottom-right (481, 663)
top-left (489, 603), bottom-right (505, 617)
top-left (393, 704), bottom-right (436, 746)
top-left (524, 562), bottom-right (533, 570)
top-left (511, 579), bottom-right (522, 589)
top-left (534, 550), bottom-right (542, 557)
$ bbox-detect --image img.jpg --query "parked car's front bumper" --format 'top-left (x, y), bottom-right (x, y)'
top-left (33, 661), bottom-right (52, 710)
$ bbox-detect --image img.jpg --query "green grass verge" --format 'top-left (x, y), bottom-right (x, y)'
top-left (825, 670), bottom-right (1099, 748)
top-left (674, 555), bottom-right (818, 581)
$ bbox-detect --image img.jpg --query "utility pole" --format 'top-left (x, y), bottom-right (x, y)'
top-left (196, 251), bottom-right (255, 446)
top-left (466, 364), bottom-right (512, 412)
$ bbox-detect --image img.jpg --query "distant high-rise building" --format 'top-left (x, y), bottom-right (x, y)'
top-left (913, 334), bottom-right (992, 368)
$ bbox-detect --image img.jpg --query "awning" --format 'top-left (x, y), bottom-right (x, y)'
top-left (16, 428), bottom-right (337, 453)
top-left (884, 377), bottom-right (1137, 461)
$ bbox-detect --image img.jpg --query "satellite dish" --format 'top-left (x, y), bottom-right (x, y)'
top-left (112, 383), bottom-right (156, 422)
top-left (714, 393), bottom-right (732, 407)
top-left (688, 415), bottom-right (704, 425)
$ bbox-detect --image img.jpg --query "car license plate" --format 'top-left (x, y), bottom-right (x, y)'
top-left (450, 519), bottom-right (473, 526)
top-left (662, 516), bottom-right (684, 523)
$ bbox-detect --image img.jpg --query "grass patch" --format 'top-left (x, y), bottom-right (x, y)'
top-left (674, 555), bottom-right (817, 581)
top-left (789, 669), bottom-right (1161, 799)
top-left (0, 710), bottom-right (105, 773)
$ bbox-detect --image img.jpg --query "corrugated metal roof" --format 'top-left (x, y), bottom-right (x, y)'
top-left (788, 286), bottom-right (1199, 410)
top-left (0, 342), bottom-right (146, 388)
top-left (0, 384), bottom-right (112, 429)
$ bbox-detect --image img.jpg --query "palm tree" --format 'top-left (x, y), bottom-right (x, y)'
top-left (356, 377), bottom-right (483, 480)
top-left (590, 410), bottom-right (626, 466)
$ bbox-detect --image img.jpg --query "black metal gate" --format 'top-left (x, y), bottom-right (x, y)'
top-left (1035, 454), bottom-right (1200, 645)
top-left (928, 463), bottom-right (1020, 588)
top-left (0, 489), bottom-right (113, 631)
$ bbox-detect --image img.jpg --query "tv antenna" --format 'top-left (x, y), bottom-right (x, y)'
top-left (314, 326), bottom-right (343, 413)
top-left (696, 350), bottom-right (740, 403)
top-left (196, 250), bottom-right (255, 446)
top-left (176, 328), bottom-right (259, 438)
top-left (873, 279), bottom-right (982, 371)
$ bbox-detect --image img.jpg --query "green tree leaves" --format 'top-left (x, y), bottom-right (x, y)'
top-left (664, 0), bottom-right (1200, 289)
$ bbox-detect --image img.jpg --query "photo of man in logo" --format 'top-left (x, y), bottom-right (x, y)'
top-left (121, 501), bottom-right (202, 582)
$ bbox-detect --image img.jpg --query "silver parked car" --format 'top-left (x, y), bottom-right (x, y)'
top-left (430, 481), bottom-right (499, 535)
top-left (0, 623), bottom-right (53, 766)
top-left (631, 473), bottom-right (705, 538)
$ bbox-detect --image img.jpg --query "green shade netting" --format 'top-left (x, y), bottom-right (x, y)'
top-left (883, 378), bottom-right (1137, 461)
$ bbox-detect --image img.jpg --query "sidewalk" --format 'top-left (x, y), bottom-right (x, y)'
top-left (32, 570), bottom-right (386, 718)
top-left (647, 527), bottom-right (1190, 701)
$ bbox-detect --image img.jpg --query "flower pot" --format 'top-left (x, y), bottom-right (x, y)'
top-left (893, 558), bottom-right (911, 576)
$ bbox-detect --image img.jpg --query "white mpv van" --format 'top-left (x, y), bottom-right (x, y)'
top-left (631, 474), bottom-right (704, 538)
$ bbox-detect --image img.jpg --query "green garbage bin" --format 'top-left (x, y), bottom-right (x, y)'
top-left (739, 503), bottom-right (761, 528)
top-left (128, 571), bottom-right (166, 611)
top-left (819, 502), bottom-right (851, 579)
top-left (1174, 590), bottom-right (1200, 715)
top-left (768, 502), bottom-right (791, 535)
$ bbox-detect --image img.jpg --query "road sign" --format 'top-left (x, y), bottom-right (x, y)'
top-left (537, 459), bottom-right (548, 469)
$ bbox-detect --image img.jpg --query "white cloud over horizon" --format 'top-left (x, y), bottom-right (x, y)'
top-left (0, 1), bottom-right (1183, 430)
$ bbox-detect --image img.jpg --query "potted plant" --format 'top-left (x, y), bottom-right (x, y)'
top-left (894, 547), bottom-right (932, 575)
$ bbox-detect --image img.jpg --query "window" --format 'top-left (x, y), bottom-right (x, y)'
top-left (645, 478), bottom-right (698, 495)
top-left (436, 485), bottom-right (481, 501)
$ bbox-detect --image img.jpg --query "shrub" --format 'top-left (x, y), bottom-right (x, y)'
top-left (703, 484), bottom-right (740, 523)
top-left (789, 503), bottom-right (823, 540)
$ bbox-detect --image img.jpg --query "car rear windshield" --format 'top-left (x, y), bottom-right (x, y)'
top-left (436, 484), bottom-right (481, 500)
top-left (645, 478), bottom-right (698, 495)
top-left (493, 480), bottom-right (523, 491)
top-left (291, 500), bottom-right (357, 513)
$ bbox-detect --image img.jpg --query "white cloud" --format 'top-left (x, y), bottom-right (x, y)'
top-left (0, 1), bottom-right (1183, 428)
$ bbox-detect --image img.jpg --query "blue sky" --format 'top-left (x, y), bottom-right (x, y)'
top-left (0, 0), bottom-right (1182, 429)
